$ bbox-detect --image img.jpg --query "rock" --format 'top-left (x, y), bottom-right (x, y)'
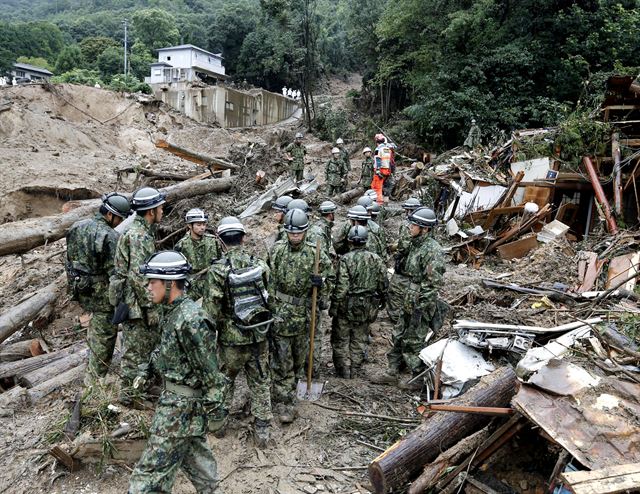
top-left (303, 486), bottom-right (317, 494)
top-left (296, 474), bottom-right (317, 483)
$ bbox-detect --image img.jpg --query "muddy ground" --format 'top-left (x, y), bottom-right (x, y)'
top-left (0, 77), bottom-right (582, 494)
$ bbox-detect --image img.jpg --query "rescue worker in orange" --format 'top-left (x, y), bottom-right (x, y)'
top-left (372, 134), bottom-right (395, 204)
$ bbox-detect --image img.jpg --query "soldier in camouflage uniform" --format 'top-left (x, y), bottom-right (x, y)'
top-left (268, 209), bottom-right (334, 423)
top-left (464, 118), bottom-right (481, 149)
top-left (334, 205), bottom-right (386, 259)
top-left (175, 208), bottom-right (222, 301)
top-left (203, 217), bottom-right (273, 447)
top-left (128, 251), bottom-right (227, 494)
top-left (357, 196), bottom-right (388, 263)
top-left (336, 137), bottom-right (350, 184)
top-left (373, 207), bottom-right (445, 389)
top-left (66, 193), bottom-right (131, 384)
top-left (387, 197), bottom-right (422, 324)
top-left (272, 195), bottom-right (293, 244)
top-left (285, 132), bottom-right (307, 181)
top-left (306, 200), bottom-right (336, 259)
top-left (330, 226), bottom-right (387, 379)
top-left (110, 187), bottom-right (165, 403)
top-left (325, 147), bottom-right (345, 197)
top-left (360, 147), bottom-right (374, 188)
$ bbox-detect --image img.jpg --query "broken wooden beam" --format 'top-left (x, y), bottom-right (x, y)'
top-left (583, 156), bottom-right (618, 234)
top-left (484, 204), bottom-right (551, 254)
top-left (368, 366), bottom-right (518, 494)
top-left (18, 347), bottom-right (88, 388)
top-left (116, 167), bottom-right (196, 182)
top-left (560, 462), bottom-right (640, 494)
top-left (0, 177), bottom-right (234, 257)
top-left (155, 139), bottom-right (238, 170)
top-left (612, 133), bottom-right (623, 216)
top-left (407, 428), bottom-right (492, 494)
top-left (423, 404), bottom-right (514, 416)
top-left (0, 275), bottom-right (65, 345)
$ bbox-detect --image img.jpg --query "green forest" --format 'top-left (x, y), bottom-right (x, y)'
top-left (1, 0), bottom-right (639, 148)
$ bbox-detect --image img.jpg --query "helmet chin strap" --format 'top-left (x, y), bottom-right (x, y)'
top-left (163, 280), bottom-right (173, 304)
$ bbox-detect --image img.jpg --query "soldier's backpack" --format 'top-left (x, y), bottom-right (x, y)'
top-left (225, 261), bottom-right (272, 335)
top-left (65, 219), bottom-right (106, 300)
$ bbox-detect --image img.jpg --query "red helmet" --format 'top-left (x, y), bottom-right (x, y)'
top-left (375, 133), bottom-right (386, 144)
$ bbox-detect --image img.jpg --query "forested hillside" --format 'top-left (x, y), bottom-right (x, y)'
top-left (1, 0), bottom-right (639, 148)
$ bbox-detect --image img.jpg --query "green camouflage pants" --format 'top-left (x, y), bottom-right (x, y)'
top-left (387, 309), bottom-right (432, 374)
top-left (326, 184), bottom-right (341, 196)
top-left (86, 310), bottom-right (118, 381)
top-left (270, 332), bottom-right (309, 404)
top-left (219, 342), bottom-right (273, 422)
top-left (120, 318), bottom-right (159, 394)
top-left (128, 434), bottom-right (220, 494)
top-left (291, 167), bottom-right (304, 181)
top-left (331, 317), bottom-right (369, 373)
top-left (386, 274), bottom-right (409, 325)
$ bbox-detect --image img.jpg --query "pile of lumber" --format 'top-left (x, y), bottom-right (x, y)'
top-left (0, 340), bottom-right (87, 415)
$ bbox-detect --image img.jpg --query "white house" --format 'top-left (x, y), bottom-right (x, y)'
top-left (11, 62), bottom-right (53, 81)
top-left (145, 44), bottom-right (226, 85)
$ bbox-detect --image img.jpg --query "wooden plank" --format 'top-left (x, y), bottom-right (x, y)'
top-left (621, 139), bottom-right (640, 147)
top-left (496, 236), bottom-right (538, 260)
top-left (561, 463), bottom-right (640, 494)
top-left (606, 252), bottom-right (640, 291)
top-left (601, 105), bottom-right (640, 111)
top-left (577, 252), bottom-right (603, 293)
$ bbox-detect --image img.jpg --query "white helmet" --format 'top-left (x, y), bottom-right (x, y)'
top-left (336, 138), bottom-right (344, 145)
top-left (362, 147), bottom-right (371, 154)
top-left (331, 147), bottom-right (340, 154)
top-left (185, 208), bottom-right (208, 224)
top-left (295, 132), bottom-right (304, 139)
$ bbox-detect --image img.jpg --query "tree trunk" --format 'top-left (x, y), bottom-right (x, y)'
top-left (368, 367), bottom-right (518, 494)
top-left (0, 177), bottom-right (235, 257)
top-left (0, 342), bottom-right (86, 379)
top-left (18, 347), bottom-right (88, 388)
top-left (0, 339), bottom-right (45, 362)
top-left (0, 276), bottom-right (65, 345)
top-left (336, 187), bottom-right (365, 204)
top-left (27, 363), bottom-right (86, 403)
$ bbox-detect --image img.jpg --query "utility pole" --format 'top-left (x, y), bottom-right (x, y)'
top-left (123, 18), bottom-right (128, 77)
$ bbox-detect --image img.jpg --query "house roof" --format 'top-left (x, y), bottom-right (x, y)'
top-left (156, 44), bottom-right (223, 59)
top-left (150, 62), bottom-right (173, 67)
top-left (13, 62), bottom-right (53, 75)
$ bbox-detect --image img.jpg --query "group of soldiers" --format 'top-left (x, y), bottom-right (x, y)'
top-left (65, 141), bottom-right (445, 491)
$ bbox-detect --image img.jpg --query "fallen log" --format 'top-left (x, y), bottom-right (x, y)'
top-left (156, 139), bottom-right (238, 170)
top-left (0, 342), bottom-right (85, 379)
top-left (0, 339), bottom-right (45, 362)
top-left (116, 167), bottom-right (196, 182)
top-left (0, 275), bottom-right (65, 345)
top-left (0, 177), bottom-right (235, 257)
top-left (336, 187), bottom-right (365, 205)
top-left (368, 366), bottom-right (518, 494)
top-left (18, 347), bottom-right (88, 388)
top-left (407, 428), bottom-right (492, 494)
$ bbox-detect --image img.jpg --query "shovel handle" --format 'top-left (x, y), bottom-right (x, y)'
top-left (306, 239), bottom-right (321, 390)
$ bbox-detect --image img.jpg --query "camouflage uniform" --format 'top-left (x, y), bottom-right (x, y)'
top-left (464, 123), bottom-right (481, 149)
top-left (387, 234), bottom-right (445, 374)
top-left (111, 215), bottom-right (159, 396)
top-left (175, 233), bottom-right (222, 300)
top-left (367, 219), bottom-right (388, 262)
top-left (334, 221), bottom-right (386, 259)
top-left (203, 246), bottom-right (272, 423)
top-left (66, 213), bottom-right (119, 381)
top-left (268, 239), bottom-right (334, 404)
top-left (128, 296), bottom-right (226, 494)
top-left (360, 155), bottom-right (374, 188)
top-left (339, 147), bottom-right (350, 179)
top-left (387, 222), bottom-right (412, 324)
top-left (330, 245), bottom-right (387, 377)
top-left (286, 142), bottom-right (307, 181)
top-left (418, 175), bottom-right (440, 209)
top-left (325, 157), bottom-right (344, 197)
top-left (306, 217), bottom-right (335, 259)
top-left (275, 223), bottom-right (286, 243)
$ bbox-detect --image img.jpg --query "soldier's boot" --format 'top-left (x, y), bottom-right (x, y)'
top-left (209, 411), bottom-right (229, 437)
top-left (254, 419), bottom-right (270, 448)
top-left (350, 366), bottom-right (362, 380)
top-left (276, 403), bottom-right (296, 424)
top-left (335, 366), bottom-right (350, 379)
top-left (371, 368), bottom-right (399, 385)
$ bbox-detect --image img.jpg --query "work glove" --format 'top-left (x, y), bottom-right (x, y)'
top-left (111, 302), bottom-right (129, 325)
top-left (410, 309), bottom-right (423, 327)
top-left (310, 274), bottom-right (324, 288)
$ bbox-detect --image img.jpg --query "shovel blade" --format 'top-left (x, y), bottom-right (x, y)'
top-left (296, 379), bottom-right (324, 401)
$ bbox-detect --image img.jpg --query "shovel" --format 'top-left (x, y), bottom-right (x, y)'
top-left (296, 239), bottom-right (325, 401)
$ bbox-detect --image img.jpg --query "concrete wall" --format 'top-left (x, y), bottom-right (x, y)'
top-left (153, 83), bottom-right (299, 128)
